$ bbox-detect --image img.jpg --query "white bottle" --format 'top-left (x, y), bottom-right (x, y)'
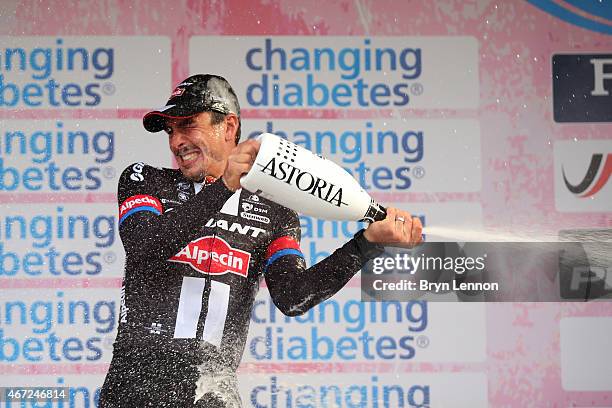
top-left (240, 133), bottom-right (387, 223)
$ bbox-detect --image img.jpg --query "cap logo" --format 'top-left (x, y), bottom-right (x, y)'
top-left (170, 87), bottom-right (185, 98)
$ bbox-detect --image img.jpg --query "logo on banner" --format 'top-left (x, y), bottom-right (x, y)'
top-left (249, 120), bottom-right (426, 191)
top-left (0, 121), bottom-right (116, 192)
top-left (553, 54), bottom-right (612, 122)
top-left (170, 236), bottom-right (251, 277)
top-left (242, 38), bottom-right (422, 108)
top-left (562, 153), bottom-right (612, 198)
top-left (0, 37), bottom-right (115, 108)
top-left (191, 36), bottom-right (480, 110)
top-left (554, 140), bottom-right (612, 212)
top-left (248, 376), bottom-right (431, 408)
top-left (248, 297), bottom-right (431, 362)
top-left (528, 1), bottom-right (612, 35)
top-left (0, 206), bottom-right (116, 277)
top-left (591, 58), bottom-right (612, 96)
top-left (558, 229), bottom-right (612, 301)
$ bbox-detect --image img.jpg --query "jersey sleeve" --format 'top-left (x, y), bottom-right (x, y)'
top-left (117, 162), bottom-right (234, 264)
top-left (264, 208), bottom-right (383, 316)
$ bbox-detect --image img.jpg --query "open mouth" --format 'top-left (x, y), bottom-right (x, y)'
top-left (177, 149), bottom-right (201, 166)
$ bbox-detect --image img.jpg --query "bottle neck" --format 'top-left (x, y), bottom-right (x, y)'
top-left (360, 200), bottom-right (387, 224)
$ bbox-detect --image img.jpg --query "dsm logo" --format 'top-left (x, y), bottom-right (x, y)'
top-left (553, 54), bottom-right (612, 122)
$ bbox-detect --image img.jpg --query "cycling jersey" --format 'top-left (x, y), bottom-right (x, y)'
top-left (98, 162), bottom-right (382, 407)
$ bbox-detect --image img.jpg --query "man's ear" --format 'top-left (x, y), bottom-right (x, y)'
top-left (224, 114), bottom-right (239, 143)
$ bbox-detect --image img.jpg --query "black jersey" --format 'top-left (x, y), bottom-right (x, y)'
top-left (99, 162), bottom-right (382, 407)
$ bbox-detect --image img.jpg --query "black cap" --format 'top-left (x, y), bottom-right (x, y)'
top-left (143, 74), bottom-right (241, 133)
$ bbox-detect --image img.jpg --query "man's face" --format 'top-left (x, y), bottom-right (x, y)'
top-left (165, 112), bottom-right (233, 182)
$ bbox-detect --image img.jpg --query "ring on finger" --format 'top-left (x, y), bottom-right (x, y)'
top-left (395, 216), bottom-right (405, 223)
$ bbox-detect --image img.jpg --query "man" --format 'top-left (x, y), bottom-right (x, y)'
top-left (99, 74), bottom-right (422, 407)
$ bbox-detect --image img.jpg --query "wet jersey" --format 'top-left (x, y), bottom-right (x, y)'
top-left (99, 162), bottom-right (382, 407)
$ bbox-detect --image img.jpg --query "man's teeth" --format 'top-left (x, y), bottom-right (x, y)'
top-left (181, 152), bottom-right (198, 161)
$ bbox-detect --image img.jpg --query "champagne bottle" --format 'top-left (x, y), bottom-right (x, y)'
top-left (240, 133), bottom-right (387, 223)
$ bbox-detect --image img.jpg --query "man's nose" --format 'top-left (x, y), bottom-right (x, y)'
top-left (169, 131), bottom-right (187, 151)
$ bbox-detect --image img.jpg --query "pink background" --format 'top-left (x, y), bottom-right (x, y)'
top-left (1, 1), bottom-right (611, 407)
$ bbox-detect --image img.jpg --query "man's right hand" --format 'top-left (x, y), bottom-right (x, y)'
top-left (222, 139), bottom-right (261, 191)
top-left (363, 207), bottom-right (423, 248)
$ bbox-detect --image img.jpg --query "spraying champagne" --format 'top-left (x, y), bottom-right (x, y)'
top-left (240, 133), bottom-right (387, 223)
